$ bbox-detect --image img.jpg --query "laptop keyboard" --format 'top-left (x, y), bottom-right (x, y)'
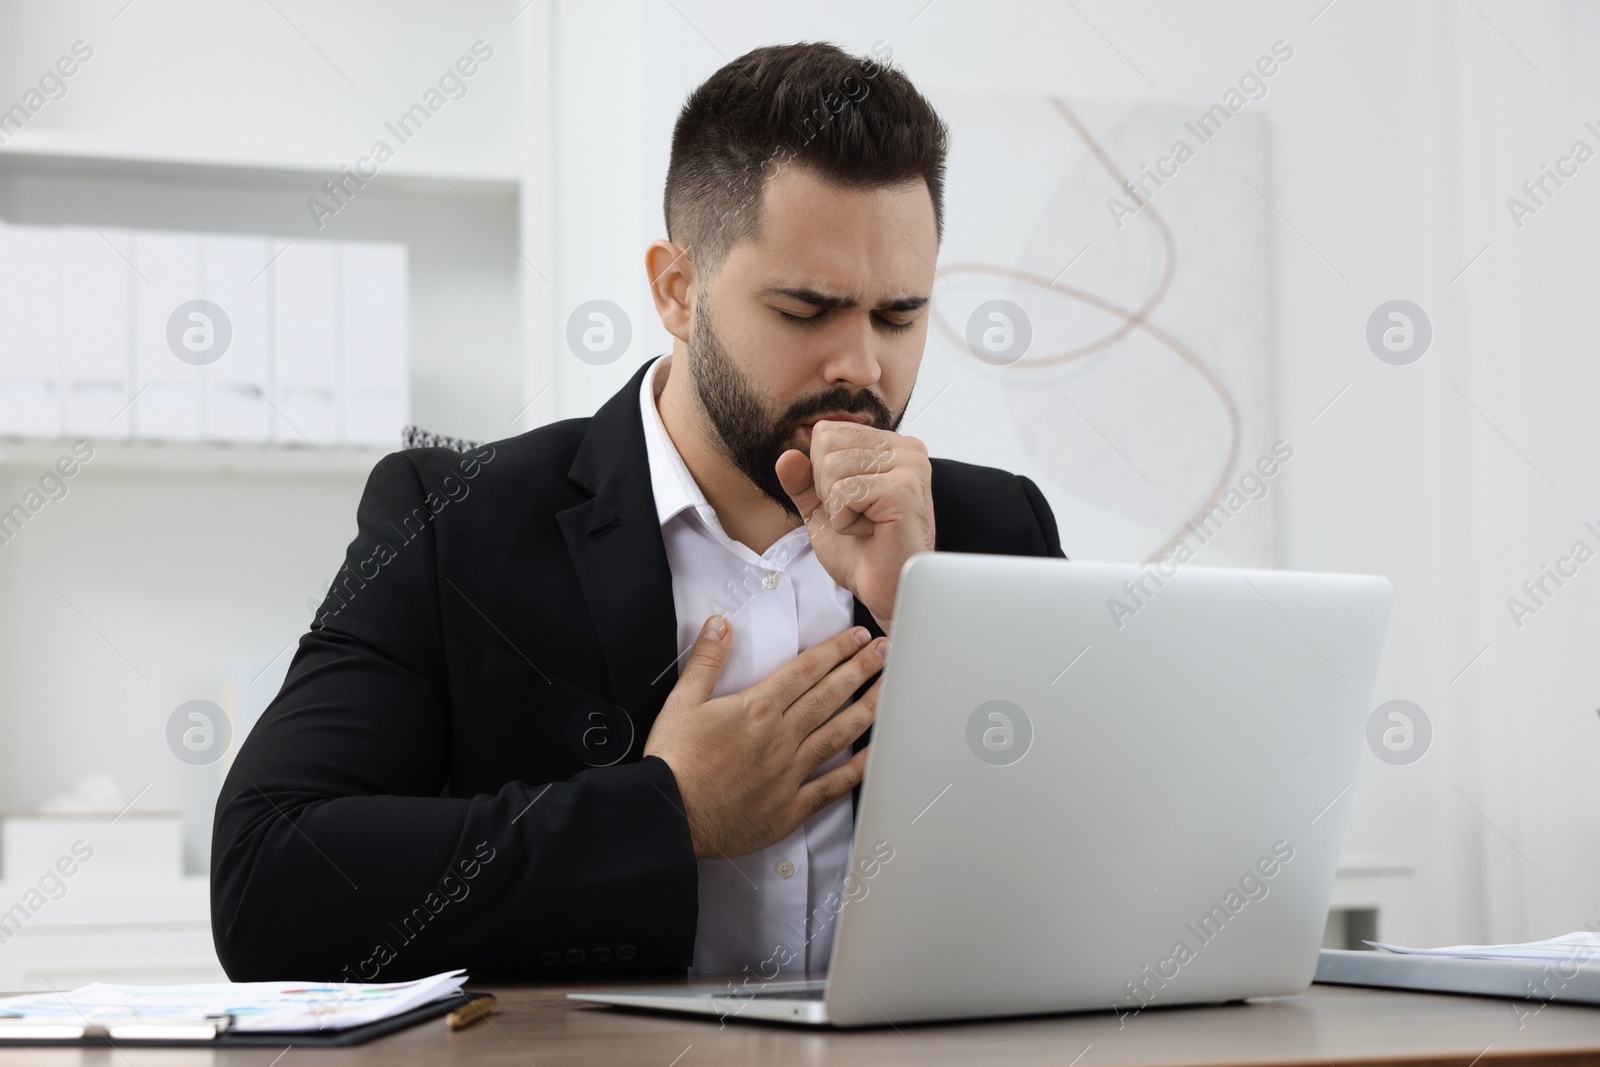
top-left (731, 983), bottom-right (828, 1001)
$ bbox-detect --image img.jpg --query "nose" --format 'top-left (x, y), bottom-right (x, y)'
top-left (820, 317), bottom-right (882, 391)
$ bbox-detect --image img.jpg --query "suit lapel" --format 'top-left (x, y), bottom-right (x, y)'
top-left (849, 599), bottom-right (888, 820)
top-left (853, 598), bottom-right (886, 641)
top-left (556, 360), bottom-right (682, 753)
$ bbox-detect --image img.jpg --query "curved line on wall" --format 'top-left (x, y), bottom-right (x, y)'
top-left (929, 95), bottom-right (1244, 565)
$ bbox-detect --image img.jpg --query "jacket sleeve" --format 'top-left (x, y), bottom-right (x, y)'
top-left (1018, 474), bottom-right (1068, 559)
top-left (210, 452), bottom-right (698, 981)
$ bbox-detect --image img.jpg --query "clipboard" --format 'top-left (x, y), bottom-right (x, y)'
top-left (0, 990), bottom-right (496, 1047)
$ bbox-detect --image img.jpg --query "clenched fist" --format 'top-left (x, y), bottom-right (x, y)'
top-left (775, 421), bottom-right (935, 630)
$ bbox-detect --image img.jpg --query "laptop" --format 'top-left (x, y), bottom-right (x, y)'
top-left (570, 555), bottom-right (1392, 1027)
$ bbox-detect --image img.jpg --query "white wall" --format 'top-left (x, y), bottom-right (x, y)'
top-left (1409, 2), bottom-right (1600, 943)
top-left (0, 0), bottom-right (524, 177)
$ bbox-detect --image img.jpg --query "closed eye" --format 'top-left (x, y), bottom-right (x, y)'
top-left (778, 309), bottom-right (916, 332)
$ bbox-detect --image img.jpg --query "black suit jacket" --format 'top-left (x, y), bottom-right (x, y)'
top-left (211, 358), bottom-right (1067, 982)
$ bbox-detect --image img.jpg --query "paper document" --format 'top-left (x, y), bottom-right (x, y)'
top-left (1368, 931), bottom-right (1600, 963)
top-left (0, 969), bottom-right (467, 1033)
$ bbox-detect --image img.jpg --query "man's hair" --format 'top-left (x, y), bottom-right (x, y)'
top-left (664, 41), bottom-right (949, 282)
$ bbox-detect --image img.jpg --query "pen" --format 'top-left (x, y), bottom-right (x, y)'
top-left (446, 995), bottom-right (497, 1031)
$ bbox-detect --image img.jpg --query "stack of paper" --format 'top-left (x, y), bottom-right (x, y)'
top-left (0, 969), bottom-right (466, 1034)
top-left (1368, 931), bottom-right (1600, 963)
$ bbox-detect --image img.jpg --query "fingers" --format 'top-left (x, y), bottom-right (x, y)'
top-left (797, 677), bottom-right (881, 770)
top-left (816, 473), bottom-right (886, 535)
top-left (775, 449), bottom-right (820, 519)
top-left (809, 425), bottom-right (927, 487)
top-left (809, 421), bottom-right (925, 459)
top-left (812, 449), bottom-right (892, 537)
top-left (677, 615), bottom-right (732, 703)
top-left (795, 745), bottom-right (872, 817)
top-left (805, 431), bottom-right (931, 536)
top-left (795, 428), bottom-right (928, 517)
top-left (757, 625), bottom-right (874, 710)
top-left (783, 638), bottom-right (886, 739)
top-left (812, 446), bottom-right (897, 490)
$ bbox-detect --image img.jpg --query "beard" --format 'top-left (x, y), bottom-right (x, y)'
top-left (688, 294), bottom-right (900, 520)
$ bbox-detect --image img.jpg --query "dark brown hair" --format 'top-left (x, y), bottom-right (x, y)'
top-left (664, 41), bottom-right (949, 281)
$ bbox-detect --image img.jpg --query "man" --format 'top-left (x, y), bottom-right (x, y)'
top-left (212, 41), bottom-right (1065, 983)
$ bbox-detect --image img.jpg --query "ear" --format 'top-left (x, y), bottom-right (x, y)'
top-left (645, 239), bottom-right (695, 344)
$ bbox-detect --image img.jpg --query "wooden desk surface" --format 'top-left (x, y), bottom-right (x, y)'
top-left (3, 978), bottom-right (1599, 1065)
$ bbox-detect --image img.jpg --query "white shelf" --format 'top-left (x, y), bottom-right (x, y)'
top-left (1336, 854), bottom-right (1417, 879)
top-left (0, 438), bottom-right (391, 479)
top-left (0, 132), bottom-right (521, 191)
top-left (0, 875), bottom-right (209, 928)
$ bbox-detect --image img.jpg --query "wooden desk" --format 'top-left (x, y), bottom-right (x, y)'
top-left (3, 979), bottom-right (1599, 1065)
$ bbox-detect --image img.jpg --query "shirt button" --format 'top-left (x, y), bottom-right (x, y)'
top-left (761, 570), bottom-right (780, 589)
top-left (776, 859), bottom-right (795, 878)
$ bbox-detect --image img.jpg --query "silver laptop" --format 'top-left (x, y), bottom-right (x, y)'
top-left (571, 555), bottom-right (1392, 1027)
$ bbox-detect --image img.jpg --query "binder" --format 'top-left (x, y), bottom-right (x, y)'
top-left (340, 240), bottom-right (409, 446)
top-left (270, 239), bottom-right (340, 445)
top-left (0, 224), bottom-right (63, 437)
top-left (201, 233), bottom-right (272, 443)
top-left (133, 230), bottom-right (204, 442)
top-left (61, 225), bottom-right (134, 439)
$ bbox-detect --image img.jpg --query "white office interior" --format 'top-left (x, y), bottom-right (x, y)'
top-left (0, 0), bottom-right (1597, 989)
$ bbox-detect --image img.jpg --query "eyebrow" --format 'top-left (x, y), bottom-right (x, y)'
top-left (760, 286), bottom-right (929, 314)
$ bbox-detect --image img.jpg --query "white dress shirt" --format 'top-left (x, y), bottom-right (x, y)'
top-left (638, 354), bottom-right (856, 978)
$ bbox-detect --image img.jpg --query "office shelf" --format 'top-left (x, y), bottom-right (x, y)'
top-left (0, 132), bottom-right (520, 194)
top-left (0, 438), bottom-right (391, 480)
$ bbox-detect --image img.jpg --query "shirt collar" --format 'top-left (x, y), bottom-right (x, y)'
top-left (639, 354), bottom-right (718, 531)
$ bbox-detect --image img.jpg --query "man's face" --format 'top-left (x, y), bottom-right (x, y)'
top-left (687, 164), bottom-right (938, 518)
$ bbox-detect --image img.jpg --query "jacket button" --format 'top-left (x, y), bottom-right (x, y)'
top-left (591, 947), bottom-right (612, 963)
top-left (616, 944), bottom-right (637, 961)
top-left (540, 951), bottom-right (561, 966)
top-left (565, 948), bottom-right (588, 964)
